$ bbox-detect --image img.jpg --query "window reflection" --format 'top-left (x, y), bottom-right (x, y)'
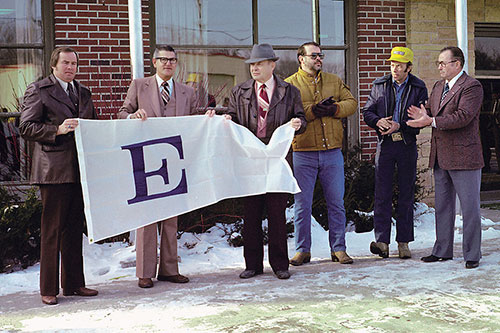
top-left (475, 36), bottom-right (500, 73)
top-left (0, 0), bottom-right (42, 44)
top-left (319, 0), bottom-right (344, 46)
top-left (258, 0), bottom-right (313, 45)
top-left (174, 48), bottom-right (251, 108)
top-left (156, 0), bottom-right (252, 46)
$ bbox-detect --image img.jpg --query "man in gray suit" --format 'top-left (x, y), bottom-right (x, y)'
top-left (408, 46), bottom-right (484, 269)
top-left (118, 45), bottom-right (197, 288)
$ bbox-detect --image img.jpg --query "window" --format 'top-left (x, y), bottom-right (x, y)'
top-left (0, 0), bottom-right (52, 182)
top-left (154, 0), bottom-right (351, 110)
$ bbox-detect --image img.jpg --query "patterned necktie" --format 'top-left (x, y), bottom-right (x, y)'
top-left (161, 81), bottom-right (170, 105)
top-left (258, 84), bottom-right (269, 119)
top-left (440, 82), bottom-right (450, 104)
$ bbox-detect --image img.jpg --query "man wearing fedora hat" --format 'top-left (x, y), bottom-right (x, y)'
top-left (286, 42), bottom-right (357, 266)
top-left (362, 46), bottom-right (428, 259)
top-left (223, 43), bottom-right (306, 280)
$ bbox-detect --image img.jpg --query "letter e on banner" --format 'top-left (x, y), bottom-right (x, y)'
top-left (121, 135), bottom-right (187, 204)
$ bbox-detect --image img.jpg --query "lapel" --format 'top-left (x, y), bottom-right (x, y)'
top-left (47, 75), bottom-right (77, 118)
top-left (437, 73), bottom-right (467, 115)
top-left (267, 75), bottom-right (286, 111)
top-left (173, 81), bottom-right (187, 116)
top-left (145, 76), bottom-right (163, 117)
top-left (241, 79), bottom-right (258, 119)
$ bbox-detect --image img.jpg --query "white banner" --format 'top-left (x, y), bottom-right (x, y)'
top-left (74, 115), bottom-right (300, 243)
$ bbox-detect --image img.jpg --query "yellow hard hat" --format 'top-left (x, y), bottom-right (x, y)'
top-left (387, 47), bottom-right (414, 63)
top-left (186, 73), bottom-right (200, 83)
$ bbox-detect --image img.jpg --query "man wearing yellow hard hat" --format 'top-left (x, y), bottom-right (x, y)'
top-left (362, 46), bottom-right (428, 260)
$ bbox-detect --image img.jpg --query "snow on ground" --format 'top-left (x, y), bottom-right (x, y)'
top-left (1, 202), bottom-right (500, 297)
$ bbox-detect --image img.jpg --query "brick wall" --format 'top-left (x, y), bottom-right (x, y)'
top-left (54, 0), bottom-right (151, 119)
top-left (357, 0), bottom-right (407, 160)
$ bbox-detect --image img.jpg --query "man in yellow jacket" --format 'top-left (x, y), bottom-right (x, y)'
top-left (285, 42), bottom-right (358, 265)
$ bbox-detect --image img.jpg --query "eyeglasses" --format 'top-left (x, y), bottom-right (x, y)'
top-left (156, 57), bottom-right (177, 64)
top-left (303, 53), bottom-right (325, 60)
top-left (435, 60), bottom-right (458, 67)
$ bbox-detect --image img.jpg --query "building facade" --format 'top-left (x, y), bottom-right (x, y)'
top-left (1, 0), bottom-right (500, 187)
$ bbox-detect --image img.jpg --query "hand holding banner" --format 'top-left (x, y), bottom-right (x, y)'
top-left (75, 115), bottom-right (299, 243)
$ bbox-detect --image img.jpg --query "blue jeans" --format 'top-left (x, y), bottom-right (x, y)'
top-left (293, 149), bottom-right (346, 253)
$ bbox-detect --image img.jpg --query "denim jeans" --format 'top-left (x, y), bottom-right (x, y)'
top-left (293, 149), bottom-right (346, 253)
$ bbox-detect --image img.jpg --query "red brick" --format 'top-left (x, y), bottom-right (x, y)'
top-left (90, 46), bottom-right (110, 52)
top-left (89, 18), bottom-right (110, 24)
top-left (109, 5), bottom-right (128, 11)
top-left (98, 12), bottom-right (118, 18)
top-left (68, 32), bottom-right (89, 38)
top-left (79, 25), bottom-right (99, 31)
top-left (77, 11), bottom-right (98, 17)
top-left (89, 32), bottom-right (110, 38)
top-left (69, 18), bottom-right (90, 24)
top-left (110, 18), bottom-right (129, 25)
top-left (110, 32), bottom-right (130, 39)
top-left (99, 39), bottom-right (119, 45)
top-left (99, 25), bottom-right (119, 31)
top-left (67, 4), bottom-right (89, 10)
top-left (55, 10), bottom-right (77, 17)
top-left (55, 24), bottom-right (77, 31)
top-left (79, 39), bottom-right (99, 45)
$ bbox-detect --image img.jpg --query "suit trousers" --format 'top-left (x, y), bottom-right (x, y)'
top-left (432, 166), bottom-right (482, 261)
top-left (373, 140), bottom-right (417, 244)
top-left (242, 193), bottom-right (289, 273)
top-left (39, 183), bottom-right (85, 296)
top-left (135, 217), bottom-right (179, 278)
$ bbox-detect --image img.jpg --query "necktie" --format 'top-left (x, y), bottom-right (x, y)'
top-left (67, 83), bottom-right (78, 105)
top-left (67, 83), bottom-right (78, 114)
top-left (440, 82), bottom-right (450, 104)
top-left (161, 81), bottom-right (170, 105)
top-left (258, 84), bottom-right (269, 119)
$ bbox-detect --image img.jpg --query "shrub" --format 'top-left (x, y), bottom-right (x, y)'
top-left (0, 186), bottom-right (42, 273)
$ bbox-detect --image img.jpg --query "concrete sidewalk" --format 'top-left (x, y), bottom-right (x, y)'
top-left (1, 234), bottom-right (500, 332)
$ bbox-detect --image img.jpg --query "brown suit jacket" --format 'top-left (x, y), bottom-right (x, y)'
top-left (427, 72), bottom-right (484, 170)
top-left (118, 76), bottom-right (197, 119)
top-left (19, 74), bottom-right (97, 184)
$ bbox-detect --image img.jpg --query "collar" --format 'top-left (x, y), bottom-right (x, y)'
top-left (298, 67), bottom-right (321, 80)
top-left (156, 74), bottom-right (174, 93)
top-left (392, 75), bottom-right (409, 88)
top-left (446, 70), bottom-right (464, 90)
top-left (54, 75), bottom-right (74, 93)
top-left (255, 76), bottom-right (275, 92)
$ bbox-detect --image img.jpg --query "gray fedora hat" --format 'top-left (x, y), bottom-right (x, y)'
top-left (245, 43), bottom-right (279, 64)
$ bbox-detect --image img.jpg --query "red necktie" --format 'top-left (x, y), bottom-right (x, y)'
top-left (258, 84), bottom-right (269, 118)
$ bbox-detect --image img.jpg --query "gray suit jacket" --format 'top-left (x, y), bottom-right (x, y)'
top-left (428, 72), bottom-right (484, 170)
top-left (118, 76), bottom-right (197, 118)
top-left (20, 74), bottom-right (96, 184)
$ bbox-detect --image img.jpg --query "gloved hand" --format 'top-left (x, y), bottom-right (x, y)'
top-left (312, 96), bottom-right (337, 118)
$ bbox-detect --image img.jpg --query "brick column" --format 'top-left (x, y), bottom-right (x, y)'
top-left (357, 1), bottom-right (406, 160)
top-left (54, 0), bottom-right (151, 119)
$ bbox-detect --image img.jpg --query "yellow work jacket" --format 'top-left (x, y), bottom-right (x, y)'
top-left (285, 68), bottom-right (357, 151)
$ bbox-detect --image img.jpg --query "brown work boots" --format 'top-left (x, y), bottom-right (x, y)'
top-left (370, 241), bottom-right (412, 259)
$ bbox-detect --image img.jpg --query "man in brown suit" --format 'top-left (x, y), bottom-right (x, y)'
top-left (118, 45), bottom-right (196, 288)
top-left (20, 47), bottom-right (98, 305)
top-left (408, 46), bottom-right (484, 269)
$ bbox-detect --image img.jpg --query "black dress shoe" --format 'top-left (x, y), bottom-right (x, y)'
top-left (465, 261), bottom-right (479, 269)
top-left (421, 254), bottom-right (452, 262)
top-left (239, 269), bottom-right (263, 279)
top-left (275, 270), bottom-right (290, 279)
top-left (157, 274), bottom-right (189, 283)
